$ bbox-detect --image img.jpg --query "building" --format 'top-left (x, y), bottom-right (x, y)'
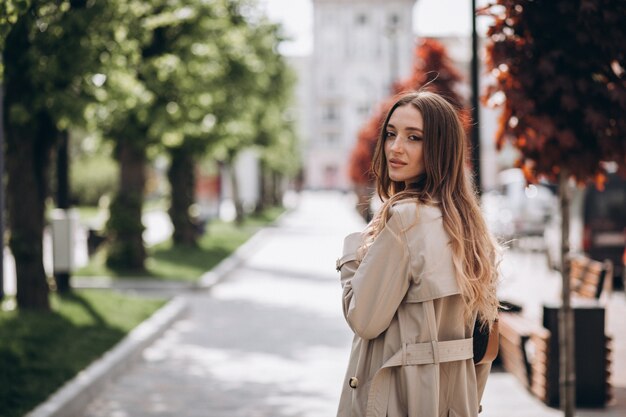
top-left (306, 0), bottom-right (417, 190)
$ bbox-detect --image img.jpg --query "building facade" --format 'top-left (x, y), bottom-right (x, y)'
top-left (306, 0), bottom-right (417, 190)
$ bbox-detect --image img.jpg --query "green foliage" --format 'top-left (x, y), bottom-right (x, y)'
top-left (70, 152), bottom-right (118, 206)
top-left (3, 0), bottom-right (126, 130)
top-left (482, 0), bottom-right (626, 182)
top-left (209, 12), bottom-right (299, 167)
top-left (4, 0), bottom-right (299, 283)
top-left (0, 290), bottom-right (165, 417)
top-left (0, 0), bottom-right (30, 54)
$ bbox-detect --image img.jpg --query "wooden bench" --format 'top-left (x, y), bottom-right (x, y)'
top-left (498, 312), bottom-right (550, 388)
top-left (497, 256), bottom-right (614, 406)
top-left (499, 307), bottom-right (613, 407)
top-left (569, 255), bottom-right (613, 302)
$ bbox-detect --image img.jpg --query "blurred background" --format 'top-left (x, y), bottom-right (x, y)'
top-left (1, 1), bottom-right (624, 416)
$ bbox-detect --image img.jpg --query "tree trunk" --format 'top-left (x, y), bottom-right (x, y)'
top-left (106, 141), bottom-right (146, 271)
top-left (0, 84), bottom-right (6, 302)
top-left (6, 120), bottom-right (53, 310)
top-left (271, 169), bottom-right (282, 207)
top-left (559, 170), bottom-right (576, 416)
top-left (255, 160), bottom-right (267, 214)
top-left (227, 160), bottom-right (244, 225)
top-left (55, 130), bottom-right (71, 293)
top-left (4, 15), bottom-right (52, 310)
top-left (167, 147), bottom-right (197, 246)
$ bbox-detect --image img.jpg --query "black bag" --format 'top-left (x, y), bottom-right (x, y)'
top-left (473, 318), bottom-right (499, 365)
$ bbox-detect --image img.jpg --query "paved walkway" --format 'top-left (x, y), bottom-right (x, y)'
top-left (81, 191), bottom-right (625, 417)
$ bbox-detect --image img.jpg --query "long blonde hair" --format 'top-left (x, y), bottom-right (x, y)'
top-left (365, 91), bottom-right (499, 329)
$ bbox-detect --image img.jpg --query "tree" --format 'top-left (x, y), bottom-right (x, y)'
top-left (133, 0), bottom-right (232, 248)
top-left (348, 38), bottom-right (467, 219)
top-left (208, 6), bottom-right (297, 224)
top-left (482, 1), bottom-right (626, 415)
top-left (247, 22), bottom-right (299, 211)
top-left (0, 1), bottom-right (30, 49)
top-left (99, 0), bottom-right (207, 263)
top-left (2, 0), bottom-right (127, 309)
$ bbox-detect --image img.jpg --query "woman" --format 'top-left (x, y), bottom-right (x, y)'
top-left (336, 91), bottom-right (499, 417)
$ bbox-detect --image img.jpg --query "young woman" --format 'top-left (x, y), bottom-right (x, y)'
top-left (336, 91), bottom-right (500, 417)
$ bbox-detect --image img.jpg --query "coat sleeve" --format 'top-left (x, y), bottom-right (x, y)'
top-left (339, 209), bottom-right (411, 340)
top-left (337, 232), bottom-right (363, 287)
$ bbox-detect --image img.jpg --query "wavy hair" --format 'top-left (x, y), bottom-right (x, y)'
top-left (364, 91), bottom-right (500, 329)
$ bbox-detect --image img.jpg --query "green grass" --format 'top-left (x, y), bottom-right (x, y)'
top-left (0, 290), bottom-right (166, 417)
top-left (76, 206), bottom-right (285, 281)
top-left (74, 206), bottom-right (103, 222)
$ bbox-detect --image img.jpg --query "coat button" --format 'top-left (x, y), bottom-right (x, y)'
top-left (349, 377), bottom-right (359, 388)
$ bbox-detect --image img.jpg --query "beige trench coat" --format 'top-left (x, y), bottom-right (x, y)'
top-left (336, 201), bottom-right (491, 417)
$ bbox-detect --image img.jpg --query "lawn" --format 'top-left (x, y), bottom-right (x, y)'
top-left (76, 206), bottom-right (285, 281)
top-left (0, 290), bottom-right (166, 417)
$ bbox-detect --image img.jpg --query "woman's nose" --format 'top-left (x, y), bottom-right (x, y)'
top-left (389, 136), bottom-right (404, 152)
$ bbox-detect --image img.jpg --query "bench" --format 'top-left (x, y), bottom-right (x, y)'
top-left (498, 310), bottom-right (612, 407)
top-left (498, 312), bottom-right (549, 389)
top-left (497, 255), bottom-right (614, 406)
top-left (569, 255), bottom-right (613, 302)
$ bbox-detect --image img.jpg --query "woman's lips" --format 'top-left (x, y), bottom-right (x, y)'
top-left (388, 159), bottom-right (407, 168)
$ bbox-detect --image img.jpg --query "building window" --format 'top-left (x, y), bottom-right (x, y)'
top-left (326, 76), bottom-right (335, 91)
top-left (324, 104), bottom-right (339, 121)
top-left (357, 104), bottom-right (370, 116)
top-left (324, 165), bottom-right (338, 188)
top-left (326, 133), bottom-right (339, 145)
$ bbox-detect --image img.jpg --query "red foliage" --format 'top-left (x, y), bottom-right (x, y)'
top-left (482, 0), bottom-right (626, 182)
top-left (349, 38), bottom-right (469, 185)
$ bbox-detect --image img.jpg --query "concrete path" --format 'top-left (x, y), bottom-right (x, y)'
top-left (80, 191), bottom-right (625, 417)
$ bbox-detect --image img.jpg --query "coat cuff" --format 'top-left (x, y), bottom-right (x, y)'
top-left (336, 253), bottom-right (358, 271)
top-left (336, 232), bottom-right (362, 272)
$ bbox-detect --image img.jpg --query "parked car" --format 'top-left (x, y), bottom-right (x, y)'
top-left (482, 168), bottom-right (557, 243)
top-left (544, 172), bottom-right (626, 289)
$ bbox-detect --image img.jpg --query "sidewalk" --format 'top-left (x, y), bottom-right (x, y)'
top-left (69, 191), bottom-right (625, 416)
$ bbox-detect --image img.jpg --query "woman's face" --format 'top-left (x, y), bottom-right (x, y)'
top-left (384, 104), bottom-right (425, 186)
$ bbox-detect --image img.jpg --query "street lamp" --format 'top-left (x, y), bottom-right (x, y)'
top-left (471, 0), bottom-right (482, 194)
top-left (0, 84), bottom-right (5, 302)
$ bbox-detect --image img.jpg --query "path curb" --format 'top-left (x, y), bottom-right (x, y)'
top-left (24, 296), bottom-right (188, 417)
top-left (198, 227), bottom-right (273, 288)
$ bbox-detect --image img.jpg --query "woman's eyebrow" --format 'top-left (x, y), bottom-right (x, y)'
top-left (387, 123), bottom-right (423, 133)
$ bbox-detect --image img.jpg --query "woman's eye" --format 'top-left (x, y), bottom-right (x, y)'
top-left (385, 131), bottom-right (396, 138)
top-left (408, 135), bottom-right (423, 142)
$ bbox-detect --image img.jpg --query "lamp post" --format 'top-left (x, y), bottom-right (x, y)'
top-left (470, 0), bottom-right (482, 194)
top-left (0, 84), bottom-right (5, 301)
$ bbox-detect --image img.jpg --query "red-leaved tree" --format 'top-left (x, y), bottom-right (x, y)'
top-left (482, 1), bottom-right (626, 415)
top-left (348, 38), bottom-right (468, 219)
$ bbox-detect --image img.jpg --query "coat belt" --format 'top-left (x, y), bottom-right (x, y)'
top-left (365, 338), bottom-right (473, 417)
